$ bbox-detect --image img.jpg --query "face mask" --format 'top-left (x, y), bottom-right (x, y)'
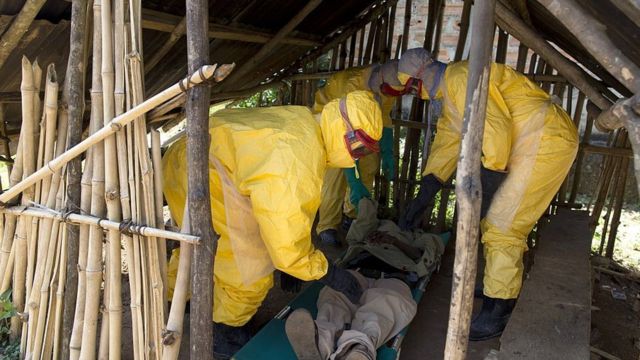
top-left (339, 98), bottom-right (379, 160)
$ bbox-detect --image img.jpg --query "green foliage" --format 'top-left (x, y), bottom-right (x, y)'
top-left (231, 88), bottom-right (279, 109)
top-left (0, 290), bottom-right (19, 360)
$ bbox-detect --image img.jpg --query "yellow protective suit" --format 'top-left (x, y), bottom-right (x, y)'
top-left (314, 64), bottom-right (399, 233)
top-left (399, 56), bottom-right (578, 299)
top-left (163, 91), bottom-right (383, 326)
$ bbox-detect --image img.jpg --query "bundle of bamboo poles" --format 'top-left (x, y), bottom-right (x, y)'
top-left (0, 0), bottom-right (229, 357)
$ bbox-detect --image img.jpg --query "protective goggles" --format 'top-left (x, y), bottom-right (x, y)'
top-left (379, 77), bottom-right (424, 97)
top-left (339, 98), bottom-right (379, 160)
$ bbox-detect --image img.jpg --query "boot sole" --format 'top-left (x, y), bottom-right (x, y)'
top-left (285, 309), bottom-right (323, 360)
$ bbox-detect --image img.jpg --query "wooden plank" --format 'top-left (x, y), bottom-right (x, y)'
top-left (497, 208), bottom-right (592, 360)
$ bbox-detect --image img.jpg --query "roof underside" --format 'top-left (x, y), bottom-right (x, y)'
top-left (0, 0), bottom-right (638, 131)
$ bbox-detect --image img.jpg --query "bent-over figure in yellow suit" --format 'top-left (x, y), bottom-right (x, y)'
top-left (397, 48), bottom-right (578, 341)
top-left (163, 91), bottom-right (383, 359)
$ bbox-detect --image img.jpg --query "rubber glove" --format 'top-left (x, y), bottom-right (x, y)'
top-left (480, 166), bottom-right (507, 218)
top-left (399, 174), bottom-right (443, 230)
top-left (319, 263), bottom-right (363, 304)
top-left (344, 164), bottom-right (370, 207)
top-left (380, 127), bottom-right (395, 179)
top-left (279, 271), bottom-right (302, 294)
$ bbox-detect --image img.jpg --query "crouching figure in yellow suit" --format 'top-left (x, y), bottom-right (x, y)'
top-left (314, 61), bottom-right (405, 246)
top-left (163, 91), bottom-right (383, 359)
top-left (397, 48), bottom-right (579, 340)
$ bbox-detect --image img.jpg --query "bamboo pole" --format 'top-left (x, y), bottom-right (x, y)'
top-left (605, 154), bottom-right (629, 258)
top-left (0, 64), bottom-right (218, 204)
top-left (162, 206), bottom-right (190, 360)
top-left (79, 1), bottom-right (106, 355)
top-left (100, 0), bottom-right (124, 356)
top-left (61, 0), bottom-right (90, 356)
top-left (494, 1), bottom-right (611, 110)
top-left (11, 56), bottom-right (37, 340)
top-left (68, 146), bottom-right (92, 360)
top-left (0, 0), bottom-right (48, 72)
top-left (186, 0), bottom-right (216, 356)
top-left (444, 0), bottom-right (496, 358)
top-left (152, 129), bottom-right (168, 313)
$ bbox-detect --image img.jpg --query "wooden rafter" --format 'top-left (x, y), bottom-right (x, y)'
top-left (538, 0), bottom-right (640, 94)
top-left (141, 8), bottom-right (320, 47)
top-left (495, 1), bottom-right (611, 110)
top-left (0, 0), bottom-right (48, 72)
top-left (223, 0), bottom-right (323, 84)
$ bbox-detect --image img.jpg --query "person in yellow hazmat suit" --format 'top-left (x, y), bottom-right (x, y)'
top-left (314, 61), bottom-right (405, 246)
top-left (162, 91), bottom-right (384, 359)
top-left (396, 48), bottom-right (579, 340)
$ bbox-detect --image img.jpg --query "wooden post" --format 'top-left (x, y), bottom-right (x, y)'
top-left (605, 156), bottom-right (629, 258)
top-left (594, 93), bottom-right (640, 196)
top-left (515, 43), bottom-right (528, 73)
top-left (444, 0), bottom-right (496, 358)
top-left (538, 0), bottom-right (640, 94)
top-left (495, 1), bottom-right (611, 110)
top-left (495, 28), bottom-right (508, 64)
top-left (402, 0), bottom-right (412, 53)
top-left (454, 0), bottom-right (472, 61)
top-left (61, 0), bottom-right (89, 358)
top-left (185, 0), bottom-right (216, 358)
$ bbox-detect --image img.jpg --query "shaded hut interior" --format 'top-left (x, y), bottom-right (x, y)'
top-left (0, 0), bottom-right (638, 359)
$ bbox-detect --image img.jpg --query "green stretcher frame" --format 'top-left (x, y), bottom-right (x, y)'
top-left (233, 232), bottom-right (450, 360)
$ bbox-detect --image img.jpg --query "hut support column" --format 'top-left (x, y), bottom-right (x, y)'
top-left (185, 0), bottom-right (216, 358)
top-left (61, 0), bottom-right (90, 358)
top-left (443, 0), bottom-right (495, 358)
top-left (595, 93), bottom-right (640, 196)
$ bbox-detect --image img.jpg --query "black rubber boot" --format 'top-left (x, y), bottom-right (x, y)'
top-left (320, 263), bottom-right (363, 304)
top-left (213, 322), bottom-right (252, 360)
top-left (469, 296), bottom-right (516, 341)
top-left (318, 229), bottom-right (340, 246)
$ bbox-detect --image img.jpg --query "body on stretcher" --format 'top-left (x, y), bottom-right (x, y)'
top-left (232, 232), bottom-right (450, 360)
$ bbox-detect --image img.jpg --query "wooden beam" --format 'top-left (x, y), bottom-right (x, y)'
top-left (609, 0), bottom-right (640, 28)
top-left (61, 0), bottom-right (90, 358)
top-left (538, 0), bottom-right (640, 94)
top-left (145, 17), bottom-right (186, 74)
top-left (227, 0), bottom-right (323, 84)
top-left (141, 8), bottom-right (320, 47)
top-left (0, 0), bottom-right (47, 72)
top-left (185, 0), bottom-right (216, 358)
top-left (495, 1), bottom-right (612, 110)
top-left (284, 0), bottom-right (395, 77)
top-left (444, 0), bottom-right (496, 358)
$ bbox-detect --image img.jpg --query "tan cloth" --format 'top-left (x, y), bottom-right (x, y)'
top-left (315, 271), bottom-right (417, 360)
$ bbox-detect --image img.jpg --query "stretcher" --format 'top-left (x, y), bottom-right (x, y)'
top-left (233, 232), bottom-right (450, 360)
